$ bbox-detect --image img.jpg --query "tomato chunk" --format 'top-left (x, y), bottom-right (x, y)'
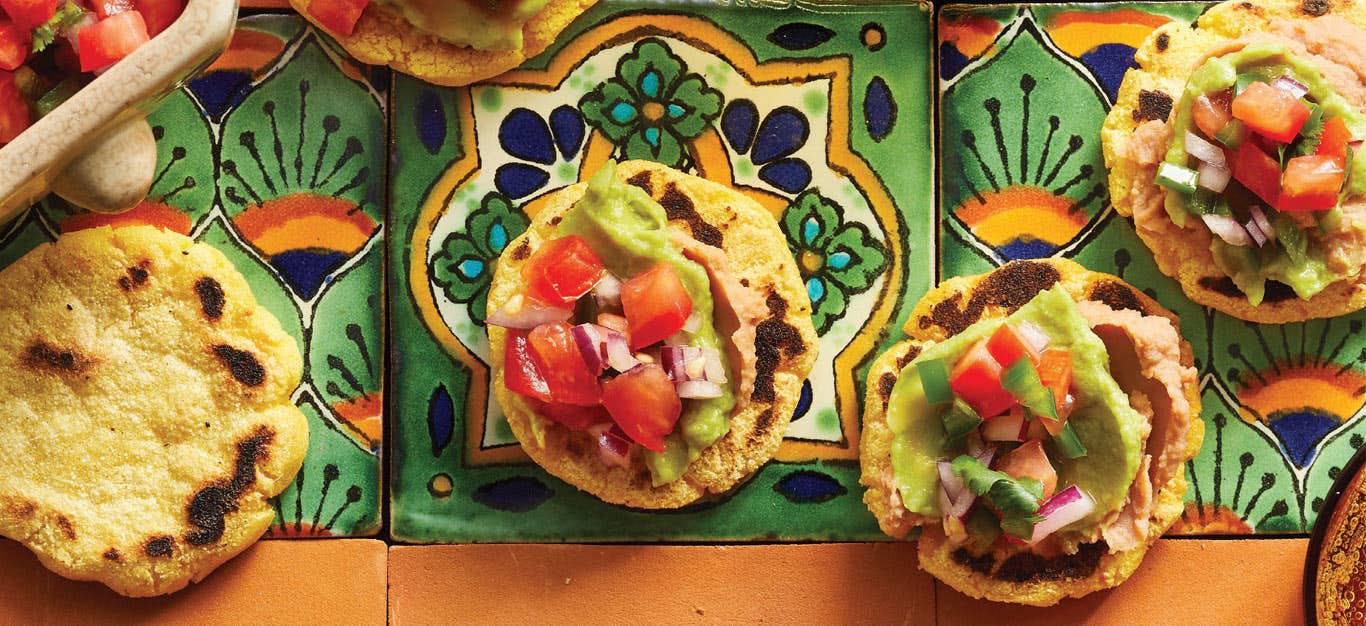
top-left (596, 312), bottom-right (630, 341)
top-left (133, 0), bottom-right (182, 36)
top-left (1231, 141), bottom-right (1282, 205)
top-left (1316, 116), bottom-right (1353, 161)
top-left (527, 321), bottom-right (602, 406)
top-left (1279, 155), bottom-right (1345, 212)
top-left (520, 235), bottom-right (606, 305)
top-left (996, 439), bottom-right (1057, 500)
top-left (0, 20), bottom-right (29, 71)
top-left (1231, 81), bottom-right (1311, 144)
top-left (1192, 90), bottom-right (1232, 139)
top-left (0, 0), bottom-right (60, 29)
top-left (503, 329), bottom-right (551, 403)
top-left (986, 323), bottom-right (1041, 369)
top-left (77, 11), bottom-right (150, 72)
top-left (949, 340), bottom-right (1016, 418)
top-left (531, 400), bottom-right (610, 431)
top-left (1035, 349), bottom-right (1072, 436)
top-left (621, 263), bottom-right (693, 350)
top-left (601, 363), bottom-right (680, 452)
top-left (95, 0), bottom-right (134, 18)
top-left (305, 0), bottom-right (369, 36)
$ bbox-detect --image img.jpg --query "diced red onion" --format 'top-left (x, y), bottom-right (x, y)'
top-left (1185, 130), bottom-right (1227, 167)
top-left (660, 346), bottom-right (703, 381)
top-left (968, 441), bottom-right (998, 468)
top-left (1029, 485), bottom-right (1096, 544)
top-left (663, 332), bottom-right (689, 346)
top-left (569, 324), bottom-right (607, 374)
top-left (604, 332), bottom-right (638, 372)
top-left (1197, 162), bottom-right (1231, 193)
top-left (1351, 140), bottom-right (1363, 150)
top-left (937, 460), bottom-right (975, 519)
top-left (982, 410), bottom-right (1027, 442)
top-left (1244, 218), bottom-right (1268, 247)
top-left (588, 423), bottom-right (633, 468)
top-left (486, 294), bottom-right (573, 329)
top-left (701, 347), bottom-right (728, 383)
top-left (682, 311), bottom-right (701, 334)
top-left (1016, 321), bottom-right (1050, 353)
top-left (1249, 206), bottom-right (1275, 243)
top-left (592, 273), bottom-right (622, 308)
top-left (677, 379), bottom-right (723, 399)
top-left (1272, 75), bottom-right (1309, 99)
top-left (1201, 213), bottom-right (1253, 247)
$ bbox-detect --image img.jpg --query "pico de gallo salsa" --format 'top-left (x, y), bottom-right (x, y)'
top-left (1158, 43), bottom-right (1366, 304)
top-left (0, 0), bottom-right (183, 146)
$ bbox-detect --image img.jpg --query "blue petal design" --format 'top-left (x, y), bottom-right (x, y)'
top-left (269, 249), bottom-right (348, 300)
top-left (864, 76), bottom-right (897, 142)
top-left (1270, 410), bottom-right (1339, 468)
top-left (643, 127), bottom-right (661, 148)
top-left (494, 164), bottom-right (551, 199)
top-left (721, 99), bottom-right (759, 153)
top-left (806, 277), bottom-right (825, 302)
top-left (489, 223), bottom-right (508, 252)
top-left (828, 251), bottom-right (851, 269)
top-left (458, 258), bottom-right (484, 278)
top-left (549, 105), bottom-right (585, 159)
top-left (791, 379), bottom-right (813, 421)
top-left (759, 158), bottom-right (812, 194)
top-left (416, 89), bottom-right (447, 156)
top-left (641, 70), bottom-right (662, 98)
top-left (472, 476), bottom-right (554, 512)
top-left (773, 470), bottom-right (847, 504)
top-left (751, 106), bottom-right (809, 164)
top-left (802, 217), bottom-right (820, 246)
top-left (766, 23), bottom-right (837, 51)
top-left (667, 104), bottom-right (685, 119)
top-left (428, 385), bottom-right (454, 456)
top-left (610, 101), bottom-right (637, 124)
top-left (186, 70), bottom-right (253, 119)
top-left (499, 108), bottom-right (556, 165)
top-left (1079, 43), bottom-right (1138, 103)
top-left (939, 41), bottom-right (971, 81)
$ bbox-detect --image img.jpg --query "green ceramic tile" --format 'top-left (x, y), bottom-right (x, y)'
top-left (389, 1), bottom-right (934, 542)
top-left (1, 14), bottom-right (386, 537)
top-left (938, 3), bottom-right (1366, 535)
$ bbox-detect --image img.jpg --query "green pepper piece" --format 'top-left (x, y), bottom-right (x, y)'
top-left (33, 79), bottom-right (80, 117)
top-left (1215, 120), bottom-right (1248, 149)
top-left (1000, 357), bottom-right (1058, 421)
top-left (1053, 421), bottom-right (1088, 459)
top-left (941, 398), bottom-right (983, 443)
top-left (1155, 163), bottom-right (1200, 195)
top-left (916, 358), bottom-right (953, 408)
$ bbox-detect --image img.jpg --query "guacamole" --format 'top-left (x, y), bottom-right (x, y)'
top-left (1165, 44), bottom-right (1366, 304)
top-left (377, 0), bottom-right (550, 50)
top-left (559, 162), bottom-right (736, 485)
top-left (885, 287), bottom-right (1143, 533)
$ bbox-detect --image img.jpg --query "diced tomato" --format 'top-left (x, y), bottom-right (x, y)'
top-left (95, 0), bottom-right (133, 18)
top-left (0, 20), bottom-right (28, 71)
top-left (1231, 81), bottom-right (1311, 144)
top-left (949, 340), bottom-right (1016, 418)
top-left (0, 72), bottom-right (29, 143)
top-left (1316, 116), bottom-right (1353, 161)
top-left (527, 321), bottom-right (602, 406)
top-left (1192, 90), bottom-right (1232, 139)
top-left (531, 400), bottom-right (610, 431)
top-left (305, 0), bottom-right (368, 36)
top-left (0, 0), bottom-right (60, 29)
top-left (77, 10), bottom-right (150, 72)
top-left (996, 439), bottom-right (1057, 500)
top-left (133, 0), bottom-right (181, 36)
top-left (1035, 349), bottom-right (1072, 436)
top-left (1279, 155), bottom-right (1346, 212)
top-left (986, 323), bottom-right (1041, 369)
top-left (1231, 141), bottom-right (1283, 205)
top-left (520, 235), bottom-right (605, 305)
top-left (620, 263), bottom-right (693, 350)
top-left (600, 363), bottom-right (680, 452)
top-left (597, 312), bottom-right (630, 341)
top-left (503, 329), bottom-right (551, 403)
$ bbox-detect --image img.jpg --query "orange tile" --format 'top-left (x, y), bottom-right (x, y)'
top-left (936, 538), bottom-right (1307, 625)
top-left (389, 543), bottom-right (936, 625)
top-left (0, 538), bottom-right (386, 625)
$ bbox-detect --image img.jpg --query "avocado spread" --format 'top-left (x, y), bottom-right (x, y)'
top-left (559, 162), bottom-right (736, 485)
top-left (376, 0), bottom-right (551, 51)
top-left (885, 287), bottom-right (1143, 535)
top-left (1166, 44), bottom-right (1366, 304)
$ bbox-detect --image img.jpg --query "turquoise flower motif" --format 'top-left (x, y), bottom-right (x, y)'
top-left (781, 190), bottom-right (887, 334)
top-left (579, 38), bottom-right (723, 168)
top-left (432, 192), bottom-right (530, 325)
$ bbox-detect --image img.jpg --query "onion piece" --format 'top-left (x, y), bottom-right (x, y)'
top-left (1201, 213), bottom-right (1253, 247)
top-left (592, 273), bottom-right (623, 308)
top-left (660, 346), bottom-right (703, 381)
top-left (569, 324), bottom-right (608, 374)
top-left (982, 410), bottom-right (1027, 442)
top-left (1272, 75), bottom-right (1309, 99)
top-left (1016, 321), bottom-right (1050, 353)
top-left (1029, 485), bottom-right (1096, 544)
top-left (587, 423), bottom-right (633, 469)
top-left (486, 294), bottom-right (573, 329)
top-left (1197, 161), bottom-right (1231, 193)
top-left (701, 347), bottom-right (728, 383)
top-left (1249, 206), bottom-right (1275, 243)
top-left (1351, 140), bottom-right (1364, 150)
top-left (937, 460), bottom-right (975, 519)
top-left (677, 379), bottom-right (723, 399)
top-left (968, 441), bottom-right (998, 468)
top-left (1185, 130), bottom-right (1227, 167)
top-left (604, 332), bottom-right (638, 372)
top-left (682, 311), bottom-right (702, 334)
top-left (1244, 218), bottom-right (1268, 247)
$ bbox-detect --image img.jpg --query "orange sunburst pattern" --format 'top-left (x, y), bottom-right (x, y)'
top-left (60, 200), bottom-right (193, 235)
top-left (954, 185), bottom-right (1090, 259)
top-left (1043, 9), bottom-right (1171, 59)
top-left (1237, 364), bottom-right (1365, 469)
top-left (940, 12), bottom-right (1002, 61)
top-left (332, 392), bottom-right (382, 453)
top-left (1171, 503), bottom-right (1254, 534)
